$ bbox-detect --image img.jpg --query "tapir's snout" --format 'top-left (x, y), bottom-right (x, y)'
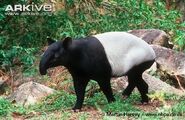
top-left (39, 51), bottom-right (53, 75)
top-left (39, 65), bottom-right (47, 75)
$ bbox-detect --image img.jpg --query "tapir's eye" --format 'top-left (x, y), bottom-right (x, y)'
top-left (55, 53), bottom-right (60, 58)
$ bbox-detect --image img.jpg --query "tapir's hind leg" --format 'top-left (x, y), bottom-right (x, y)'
top-left (122, 74), bottom-right (136, 98)
top-left (122, 60), bottom-right (155, 103)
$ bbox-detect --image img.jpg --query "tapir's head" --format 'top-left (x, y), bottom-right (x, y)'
top-left (39, 37), bottom-right (72, 75)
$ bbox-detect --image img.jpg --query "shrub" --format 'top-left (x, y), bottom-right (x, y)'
top-left (0, 0), bottom-right (184, 72)
top-left (0, 98), bottom-right (12, 116)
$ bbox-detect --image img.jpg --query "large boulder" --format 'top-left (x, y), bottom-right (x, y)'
top-left (128, 29), bottom-right (185, 88)
top-left (111, 73), bottom-right (184, 96)
top-left (128, 29), bottom-right (173, 48)
top-left (152, 45), bottom-right (185, 75)
top-left (7, 81), bottom-right (56, 106)
top-left (151, 45), bottom-right (185, 87)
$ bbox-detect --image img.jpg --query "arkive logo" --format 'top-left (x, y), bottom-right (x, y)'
top-left (5, 3), bottom-right (54, 16)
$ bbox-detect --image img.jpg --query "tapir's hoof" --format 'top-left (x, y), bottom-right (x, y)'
top-left (72, 107), bottom-right (82, 112)
top-left (72, 108), bottom-right (81, 112)
top-left (141, 102), bottom-right (149, 105)
top-left (136, 101), bottom-right (149, 105)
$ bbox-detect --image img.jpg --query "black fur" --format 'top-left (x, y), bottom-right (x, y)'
top-left (66, 37), bottom-right (115, 109)
top-left (39, 36), bottom-right (154, 110)
top-left (123, 60), bottom-right (155, 103)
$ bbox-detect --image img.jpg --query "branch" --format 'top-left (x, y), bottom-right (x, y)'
top-left (9, 67), bottom-right (14, 93)
top-left (175, 75), bottom-right (185, 92)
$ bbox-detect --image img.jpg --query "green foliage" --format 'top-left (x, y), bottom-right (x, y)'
top-left (0, 46), bottom-right (36, 67)
top-left (1, 91), bottom-right (184, 119)
top-left (148, 91), bottom-right (166, 104)
top-left (0, 97), bottom-right (12, 116)
top-left (11, 105), bottom-right (27, 115)
top-left (86, 92), bottom-right (107, 107)
top-left (102, 93), bottom-right (140, 113)
top-left (38, 91), bottom-right (76, 112)
top-left (164, 93), bottom-right (181, 101)
top-left (1, 0), bottom-right (185, 72)
top-left (0, 92), bottom-right (75, 117)
top-left (79, 113), bottom-right (88, 120)
top-left (175, 28), bottom-right (185, 50)
top-left (172, 97), bottom-right (185, 114)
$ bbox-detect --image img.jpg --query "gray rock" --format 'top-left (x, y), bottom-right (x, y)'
top-left (0, 80), bottom-right (5, 86)
top-left (152, 45), bottom-right (185, 75)
top-left (7, 81), bottom-right (56, 106)
top-left (151, 45), bottom-right (185, 87)
top-left (111, 73), bottom-right (184, 96)
top-left (128, 29), bottom-right (173, 48)
top-left (143, 73), bottom-right (184, 95)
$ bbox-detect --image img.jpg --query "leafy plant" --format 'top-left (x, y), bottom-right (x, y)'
top-left (1, 0), bottom-right (185, 74)
top-left (102, 93), bottom-right (140, 113)
top-left (0, 46), bottom-right (37, 69)
top-left (86, 92), bottom-right (107, 107)
top-left (38, 92), bottom-right (76, 112)
top-left (172, 96), bottom-right (185, 114)
top-left (0, 97), bottom-right (12, 116)
top-left (148, 91), bottom-right (166, 104)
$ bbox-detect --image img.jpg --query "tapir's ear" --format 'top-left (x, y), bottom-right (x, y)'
top-left (47, 37), bottom-right (55, 45)
top-left (62, 37), bottom-right (72, 50)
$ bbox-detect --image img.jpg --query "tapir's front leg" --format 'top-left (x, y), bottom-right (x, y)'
top-left (72, 77), bottom-right (89, 111)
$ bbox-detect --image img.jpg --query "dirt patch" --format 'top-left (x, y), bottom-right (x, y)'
top-left (69, 106), bottom-right (103, 120)
top-left (44, 66), bottom-right (73, 92)
top-left (22, 106), bottom-right (103, 120)
top-left (134, 100), bottom-right (176, 112)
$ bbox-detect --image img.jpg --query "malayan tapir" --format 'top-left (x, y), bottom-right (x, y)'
top-left (39, 32), bottom-right (156, 110)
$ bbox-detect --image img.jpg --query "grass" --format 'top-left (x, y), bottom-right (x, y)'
top-left (0, 90), bottom-right (184, 119)
top-left (1, 67), bottom-right (184, 119)
top-left (102, 93), bottom-right (140, 113)
top-left (0, 97), bottom-right (12, 116)
top-left (172, 97), bottom-right (185, 114)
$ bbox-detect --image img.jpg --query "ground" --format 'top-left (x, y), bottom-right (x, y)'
top-left (0, 65), bottom-right (185, 120)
